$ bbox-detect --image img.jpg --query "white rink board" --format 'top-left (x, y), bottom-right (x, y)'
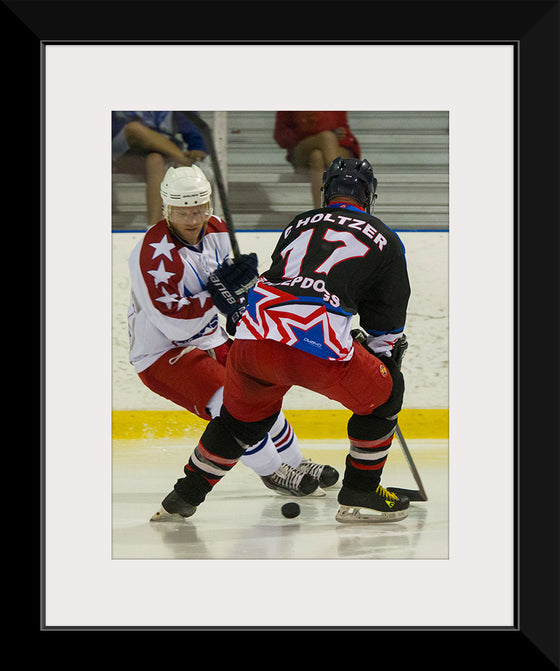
top-left (112, 230), bottom-right (448, 412)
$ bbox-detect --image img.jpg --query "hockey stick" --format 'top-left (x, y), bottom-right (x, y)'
top-left (388, 425), bottom-right (428, 501)
top-left (351, 329), bottom-right (428, 501)
top-left (389, 336), bottom-right (428, 501)
top-left (182, 112), bottom-right (241, 261)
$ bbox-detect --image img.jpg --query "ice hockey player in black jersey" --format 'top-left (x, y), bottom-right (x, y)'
top-left (153, 157), bottom-right (412, 523)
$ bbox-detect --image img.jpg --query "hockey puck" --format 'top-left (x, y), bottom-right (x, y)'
top-left (281, 502), bottom-right (301, 519)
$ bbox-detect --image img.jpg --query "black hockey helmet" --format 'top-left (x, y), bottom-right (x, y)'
top-left (321, 157), bottom-right (378, 212)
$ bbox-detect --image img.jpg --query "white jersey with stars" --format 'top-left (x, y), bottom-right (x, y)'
top-left (127, 217), bottom-right (231, 373)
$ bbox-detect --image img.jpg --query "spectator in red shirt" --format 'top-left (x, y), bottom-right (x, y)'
top-left (274, 112), bottom-right (361, 208)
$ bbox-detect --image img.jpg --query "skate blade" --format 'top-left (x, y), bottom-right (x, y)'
top-left (150, 506), bottom-right (195, 522)
top-left (306, 487), bottom-right (327, 498)
top-left (335, 505), bottom-right (408, 524)
top-left (275, 487), bottom-right (326, 498)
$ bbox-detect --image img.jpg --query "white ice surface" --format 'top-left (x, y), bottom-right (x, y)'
top-left (112, 438), bottom-right (448, 560)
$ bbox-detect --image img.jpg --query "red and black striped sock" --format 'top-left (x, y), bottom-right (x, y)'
top-left (174, 417), bottom-right (246, 505)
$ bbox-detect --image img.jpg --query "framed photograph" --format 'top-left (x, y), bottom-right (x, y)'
top-left (33, 0), bottom-right (558, 660)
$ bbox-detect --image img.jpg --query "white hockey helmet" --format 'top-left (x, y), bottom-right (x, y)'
top-left (160, 165), bottom-right (213, 219)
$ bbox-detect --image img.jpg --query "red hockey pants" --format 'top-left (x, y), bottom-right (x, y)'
top-left (223, 339), bottom-right (393, 423)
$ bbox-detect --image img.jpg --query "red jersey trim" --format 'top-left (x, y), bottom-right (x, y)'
top-left (139, 220), bottom-right (214, 320)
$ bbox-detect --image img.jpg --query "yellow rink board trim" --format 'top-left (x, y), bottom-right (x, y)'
top-left (112, 408), bottom-right (448, 441)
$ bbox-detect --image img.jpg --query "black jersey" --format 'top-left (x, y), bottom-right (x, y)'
top-left (235, 203), bottom-right (411, 361)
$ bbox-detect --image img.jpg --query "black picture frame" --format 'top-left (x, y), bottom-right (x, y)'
top-left (26, 1), bottom-right (558, 664)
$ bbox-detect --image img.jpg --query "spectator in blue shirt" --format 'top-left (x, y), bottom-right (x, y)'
top-left (112, 111), bottom-right (208, 226)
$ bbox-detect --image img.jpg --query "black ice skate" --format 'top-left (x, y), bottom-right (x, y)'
top-left (297, 458), bottom-right (339, 488)
top-left (335, 484), bottom-right (409, 523)
top-left (150, 489), bottom-right (197, 522)
top-left (261, 463), bottom-right (319, 497)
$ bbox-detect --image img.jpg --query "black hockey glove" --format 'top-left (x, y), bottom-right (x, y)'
top-left (225, 306), bottom-right (246, 337)
top-left (207, 253), bottom-right (259, 322)
top-left (390, 335), bottom-right (408, 370)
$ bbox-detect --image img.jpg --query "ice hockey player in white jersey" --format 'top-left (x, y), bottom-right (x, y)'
top-left (127, 165), bottom-right (338, 510)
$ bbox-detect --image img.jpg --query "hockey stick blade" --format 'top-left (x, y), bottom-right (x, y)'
top-left (387, 487), bottom-right (427, 502)
top-left (182, 112), bottom-right (241, 261)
